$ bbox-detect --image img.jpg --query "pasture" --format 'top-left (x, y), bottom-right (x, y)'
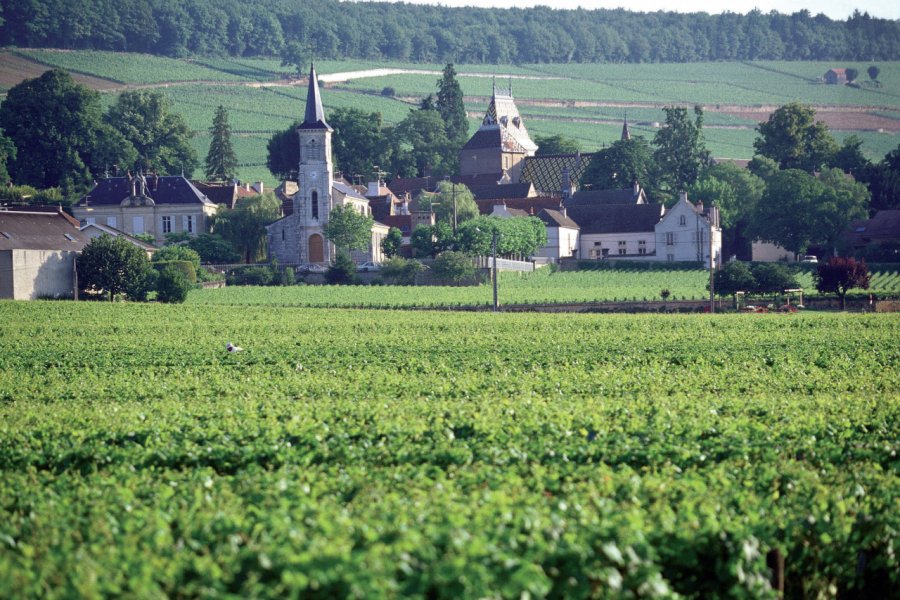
top-left (0, 302), bottom-right (897, 597)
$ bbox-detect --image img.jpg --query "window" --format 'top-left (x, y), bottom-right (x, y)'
top-left (618, 241), bottom-right (627, 255)
top-left (679, 215), bottom-right (686, 226)
top-left (667, 253), bottom-right (674, 262)
top-left (183, 215), bottom-right (194, 234)
top-left (132, 216), bottom-right (144, 234)
top-left (106, 217), bottom-right (117, 228)
top-left (162, 216), bottom-right (172, 234)
top-left (638, 240), bottom-right (647, 255)
top-left (281, 229), bottom-right (285, 241)
top-left (311, 191), bottom-right (319, 220)
top-left (666, 232), bottom-right (675, 246)
top-left (593, 241), bottom-right (601, 247)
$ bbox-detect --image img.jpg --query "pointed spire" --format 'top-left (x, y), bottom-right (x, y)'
top-left (492, 76), bottom-right (496, 97)
top-left (621, 111), bottom-right (631, 141)
top-left (299, 63), bottom-right (331, 130)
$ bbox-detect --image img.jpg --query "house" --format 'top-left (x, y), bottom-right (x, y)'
top-left (751, 241), bottom-right (796, 263)
top-left (568, 202), bottom-right (664, 259)
top-left (73, 174), bottom-right (219, 245)
top-left (79, 222), bottom-right (157, 258)
top-left (0, 208), bottom-right (89, 299)
top-left (459, 83), bottom-right (538, 182)
top-left (535, 208), bottom-right (580, 260)
top-left (841, 210), bottom-right (900, 256)
top-left (266, 64), bottom-right (390, 265)
top-left (824, 69), bottom-right (847, 85)
top-left (192, 180), bottom-right (260, 209)
top-left (654, 192), bottom-right (722, 265)
top-left (566, 181), bottom-right (648, 207)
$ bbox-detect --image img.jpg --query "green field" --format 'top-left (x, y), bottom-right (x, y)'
top-left (187, 266), bottom-right (900, 309)
top-left (1, 302), bottom-right (897, 598)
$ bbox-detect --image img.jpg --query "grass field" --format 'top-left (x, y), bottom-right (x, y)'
top-left (185, 265), bottom-right (900, 309)
top-left (1, 302), bottom-right (897, 597)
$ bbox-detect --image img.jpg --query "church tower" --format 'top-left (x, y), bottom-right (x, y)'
top-left (295, 63), bottom-right (334, 264)
top-left (621, 113), bottom-right (631, 141)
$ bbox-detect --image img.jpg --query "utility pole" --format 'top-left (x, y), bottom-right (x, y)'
top-left (492, 229), bottom-right (499, 312)
top-left (709, 206), bottom-right (716, 314)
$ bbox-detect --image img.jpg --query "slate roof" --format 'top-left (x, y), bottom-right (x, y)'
top-left (521, 153), bottom-right (596, 195)
top-left (566, 203), bottom-right (663, 235)
top-left (387, 174), bottom-right (503, 200)
top-left (842, 210), bottom-right (900, 247)
top-left (462, 128), bottom-right (529, 153)
top-left (468, 182), bottom-right (534, 201)
top-left (379, 215), bottom-right (413, 235)
top-left (537, 208), bottom-right (580, 229)
top-left (191, 181), bottom-right (257, 208)
top-left (298, 64), bottom-right (331, 131)
top-left (79, 223), bottom-right (157, 252)
top-left (475, 196), bottom-right (563, 216)
top-left (333, 180), bottom-right (368, 201)
top-left (0, 209), bottom-right (89, 251)
top-left (76, 176), bottom-right (214, 207)
top-left (566, 188), bottom-right (642, 206)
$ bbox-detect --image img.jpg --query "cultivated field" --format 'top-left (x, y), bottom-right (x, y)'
top-left (2, 50), bottom-right (898, 185)
top-left (0, 302), bottom-right (897, 597)
top-left (186, 266), bottom-right (900, 309)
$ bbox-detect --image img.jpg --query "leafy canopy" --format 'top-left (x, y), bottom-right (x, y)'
top-left (753, 103), bottom-right (838, 173)
top-left (322, 203), bottom-right (374, 252)
top-left (77, 234), bottom-right (155, 301)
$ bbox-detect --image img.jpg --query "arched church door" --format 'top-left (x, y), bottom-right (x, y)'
top-left (308, 234), bottom-right (324, 263)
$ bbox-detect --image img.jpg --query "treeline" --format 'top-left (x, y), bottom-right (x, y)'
top-left (2, 0), bottom-right (899, 63)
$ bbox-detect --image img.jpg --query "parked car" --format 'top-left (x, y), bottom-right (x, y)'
top-left (800, 255), bottom-right (818, 263)
top-left (357, 261), bottom-right (381, 272)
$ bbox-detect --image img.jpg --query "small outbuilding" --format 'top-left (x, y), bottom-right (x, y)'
top-left (824, 69), bottom-right (847, 85)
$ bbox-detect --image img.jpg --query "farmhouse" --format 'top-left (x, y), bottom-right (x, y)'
top-left (73, 174), bottom-right (218, 245)
top-left (266, 65), bottom-right (389, 265)
top-left (824, 68), bottom-right (847, 84)
top-left (0, 208), bottom-right (88, 300)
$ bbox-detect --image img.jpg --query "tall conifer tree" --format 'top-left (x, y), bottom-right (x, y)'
top-left (205, 105), bottom-right (238, 181)
top-left (435, 63), bottom-right (468, 147)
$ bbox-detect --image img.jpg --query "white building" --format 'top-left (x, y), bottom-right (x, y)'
top-left (654, 192), bottom-right (722, 266)
top-left (535, 208), bottom-right (580, 259)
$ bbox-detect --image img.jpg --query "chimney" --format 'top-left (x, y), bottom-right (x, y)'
top-left (367, 181), bottom-right (380, 197)
top-left (561, 167), bottom-right (572, 201)
top-left (679, 191), bottom-right (688, 204)
top-left (560, 206), bottom-right (567, 218)
top-left (633, 180), bottom-right (640, 197)
top-left (253, 181), bottom-right (264, 195)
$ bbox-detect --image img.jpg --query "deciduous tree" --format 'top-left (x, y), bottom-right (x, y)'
top-left (432, 250), bottom-right (475, 284)
top-left (653, 106), bottom-right (709, 200)
top-left (815, 257), bottom-right (870, 309)
top-left (77, 234), bottom-right (156, 301)
top-left (433, 181), bottom-right (478, 227)
top-left (380, 227), bottom-right (403, 258)
top-left (754, 103), bottom-right (838, 172)
top-left (322, 203), bottom-right (373, 253)
top-left (582, 137), bottom-right (656, 193)
top-left (213, 193), bottom-right (282, 263)
top-left (329, 108), bottom-right (386, 182)
top-left (266, 121), bottom-right (300, 181)
top-left (535, 135), bottom-right (582, 156)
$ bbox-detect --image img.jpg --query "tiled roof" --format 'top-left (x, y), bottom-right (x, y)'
top-left (0, 210), bottom-right (90, 251)
top-left (567, 203), bottom-right (663, 235)
top-left (473, 91), bottom-right (538, 154)
top-left (475, 196), bottom-right (562, 216)
top-left (379, 215), bottom-right (413, 235)
top-left (76, 176), bottom-right (214, 207)
top-left (538, 208), bottom-right (580, 229)
top-left (521, 153), bottom-right (596, 195)
top-left (191, 181), bottom-right (257, 208)
top-left (566, 188), bottom-right (641, 206)
top-left (468, 182), bottom-right (534, 201)
top-left (387, 174), bottom-right (502, 200)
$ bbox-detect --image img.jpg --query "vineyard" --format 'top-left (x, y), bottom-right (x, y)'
top-left (0, 302), bottom-right (897, 598)
top-left (186, 266), bottom-right (900, 309)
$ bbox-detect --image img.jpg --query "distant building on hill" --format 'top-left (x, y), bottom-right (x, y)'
top-left (824, 68), bottom-right (848, 85)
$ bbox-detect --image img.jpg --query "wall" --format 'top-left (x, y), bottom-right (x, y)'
top-left (537, 226), bottom-right (579, 259)
top-left (0, 249), bottom-right (76, 300)
top-left (654, 203), bottom-right (721, 264)
top-left (580, 232), bottom-right (655, 259)
top-left (74, 204), bottom-right (217, 244)
top-left (752, 241), bottom-right (796, 263)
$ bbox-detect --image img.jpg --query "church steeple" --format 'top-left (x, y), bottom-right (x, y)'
top-left (299, 63), bottom-right (331, 131)
top-left (621, 112), bottom-right (631, 141)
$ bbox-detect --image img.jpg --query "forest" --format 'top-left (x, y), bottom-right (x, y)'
top-left (1, 0), bottom-right (898, 64)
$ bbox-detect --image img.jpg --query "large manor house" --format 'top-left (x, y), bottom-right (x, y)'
top-left (68, 65), bottom-right (721, 268)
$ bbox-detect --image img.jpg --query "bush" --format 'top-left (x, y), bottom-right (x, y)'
top-left (381, 257), bottom-right (425, 285)
top-left (226, 266), bottom-right (274, 286)
top-left (153, 245), bottom-right (201, 272)
top-left (187, 233), bottom-right (241, 264)
top-left (381, 86), bottom-right (396, 97)
top-left (750, 263), bottom-right (798, 294)
top-left (432, 251), bottom-right (475, 284)
top-left (156, 266), bottom-right (191, 303)
top-left (326, 251), bottom-right (358, 285)
top-left (152, 260), bottom-right (197, 284)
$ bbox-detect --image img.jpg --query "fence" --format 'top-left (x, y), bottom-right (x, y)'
top-left (474, 256), bottom-right (535, 272)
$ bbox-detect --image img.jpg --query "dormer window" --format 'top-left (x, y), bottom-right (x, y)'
top-left (500, 116), bottom-right (508, 127)
top-left (513, 117), bottom-right (521, 128)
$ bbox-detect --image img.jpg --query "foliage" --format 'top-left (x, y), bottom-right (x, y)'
top-left (712, 261), bottom-right (756, 299)
top-left (205, 105), bottom-right (238, 181)
top-left (815, 257), bottom-right (870, 309)
top-left (186, 233), bottom-right (241, 264)
top-left (534, 134), bottom-right (582, 156)
top-left (864, 144), bottom-right (900, 212)
top-left (867, 65), bottom-right (880, 81)
top-left (106, 90), bottom-right (197, 175)
top-left (380, 227), bottom-right (403, 259)
top-left (749, 262), bottom-right (799, 294)
top-left (455, 216), bottom-right (547, 258)
top-left (431, 250), bottom-right (475, 283)
top-left (582, 137), bottom-right (656, 193)
top-left (845, 67), bottom-right (859, 83)
top-left (322, 203), bottom-right (374, 252)
top-left (435, 63), bottom-right (469, 147)
top-left (212, 193), bottom-right (281, 263)
top-left (155, 265), bottom-right (192, 303)
top-left (0, 129), bottom-right (15, 185)
top-left (266, 121), bottom-right (300, 181)
top-left (411, 224), bottom-right (436, 258)
top-left (280, 41), bottom-right (309, 77)
top-left (380, 257), bottom-right (426, 285)
top-left (329, 108), bottom-right (386, 181)
top-left (325, 250), bottom-right (358, 284)
top-left (694, 162), bottom-right (765, 259)
top-left (151, 260), bottom-right (197, 284)
top-left (388, 109), bottom-right (454, 178)
top-left (753, 103), bottom-right (839, 172)
top-left (653, 106), bottom-right (709, 199)
top-left (152, 245), bottom-right (201, 273)
top-left (829, 134), bottom-right (872, 176)
top-left (0, 69), bottom-right (133, 191)
top-left (225, 265), bottom-right (274, 286)
top-left (432, 181), bottom-right (478, 227)
top-left (750, 168), bottom-right (869, 254)
top-left (77, 234), bottom-right (155, 301)
top-left (132, 233), bottom-right (156, 245)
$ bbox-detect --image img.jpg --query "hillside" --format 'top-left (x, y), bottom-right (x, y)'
top-left (2, 49), bottom-right (898, 187)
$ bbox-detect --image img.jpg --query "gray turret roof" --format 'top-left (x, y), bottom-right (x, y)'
top-left (298, 63), bottom-right (331, 131)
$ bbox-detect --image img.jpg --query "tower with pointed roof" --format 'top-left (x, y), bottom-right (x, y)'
top-left (621, 114), bottom-right (631, 141)
top-left (458, 84), bottom-right (537, 183)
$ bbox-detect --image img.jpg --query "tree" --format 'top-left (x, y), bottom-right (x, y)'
top-left (152, 245), bottom-right (201, 274)
top-left (156, 265), bottom-right (191, 303)
top-left (582, 138), bottom-right (656, 193)
top-left (432, 250), bottom-right (475, 284)
top-left (77, 234), bottom-right (156, 301)
top-left (411, 224), bottom-right (436, 258)
top-left (535, 134), bottom-right (582, 156)
top-left (845, 68), bottom-right (859, 83)
top-left (867, 65), bottom-right (880, 84)
top-left (0, 129), bottom-right (15, 185)
top-left (280, 41), bottom-right (309, 77)
top-left (389, 109), bottom-right (454, 178)
top-left (754, 103), bottom-right (838, 172)
top-left (750, 168), bottom-right (868, 254)
top-left (0, 69), bottom-right (134, 191)
top-left (381, 227), bottom-right (403, 258)
top-left (329, 108), bottom-right (386, 181)
top-left (266, 121), bottom-right (300, 181)
top-left (830, 135), bottom-right (871, 176)
top-left (213, 193), bottom-right (282, 263)
top-left (653, 106), bottom-right (709, 199)
top-left (692, 162), bottom-right (765, 260)
top-left (432, 181), bottom-right (478, 227)
top-left (750, 263), bottom-right (798, 295)
top-left (815, 257), bottom-right (870, 309)
top-left (322, 203), bottom-right (373, 253)
top-left (205, 105), bottom-right (238, 181)
top-left (380, 257), bottom-right (425, 285)
top-left (865, 144), bottom-right (900, 211)
top-left (712, 261), bottom-right (756, 300)
top-left (436, 63), bottom-right (469, 147)
top-left (325, 250), bottom-right (358, 285)
top-left (106, 90), bottom-right (196, 175)
top-left (187, 233), bottom-right (241, 264)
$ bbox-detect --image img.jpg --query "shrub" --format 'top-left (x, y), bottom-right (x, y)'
top-left (226, 266), bottom-right (274, 286)
top-left (432, 251), bottom-right (475, 284)
top-left (381, 86), bottom-right (396, 97)
top-left (326, 251), bottom-right (358, 285)
top-left (152, 260), bottom-right (197, 284)
top-left (153, 245), bottom-right (201, 273)
top-left (381, 257), bottom-right (425, 285)
top-left (187, 233), bottom-right (240, 264)
top-left (156, 266), bottom-right (191, 303)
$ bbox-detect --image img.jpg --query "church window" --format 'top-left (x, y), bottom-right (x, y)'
top-left (311, 191), bottom-right (319, 219)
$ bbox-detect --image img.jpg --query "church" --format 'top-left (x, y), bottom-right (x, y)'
top-left (266, 65), bottom-right (389, 266)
